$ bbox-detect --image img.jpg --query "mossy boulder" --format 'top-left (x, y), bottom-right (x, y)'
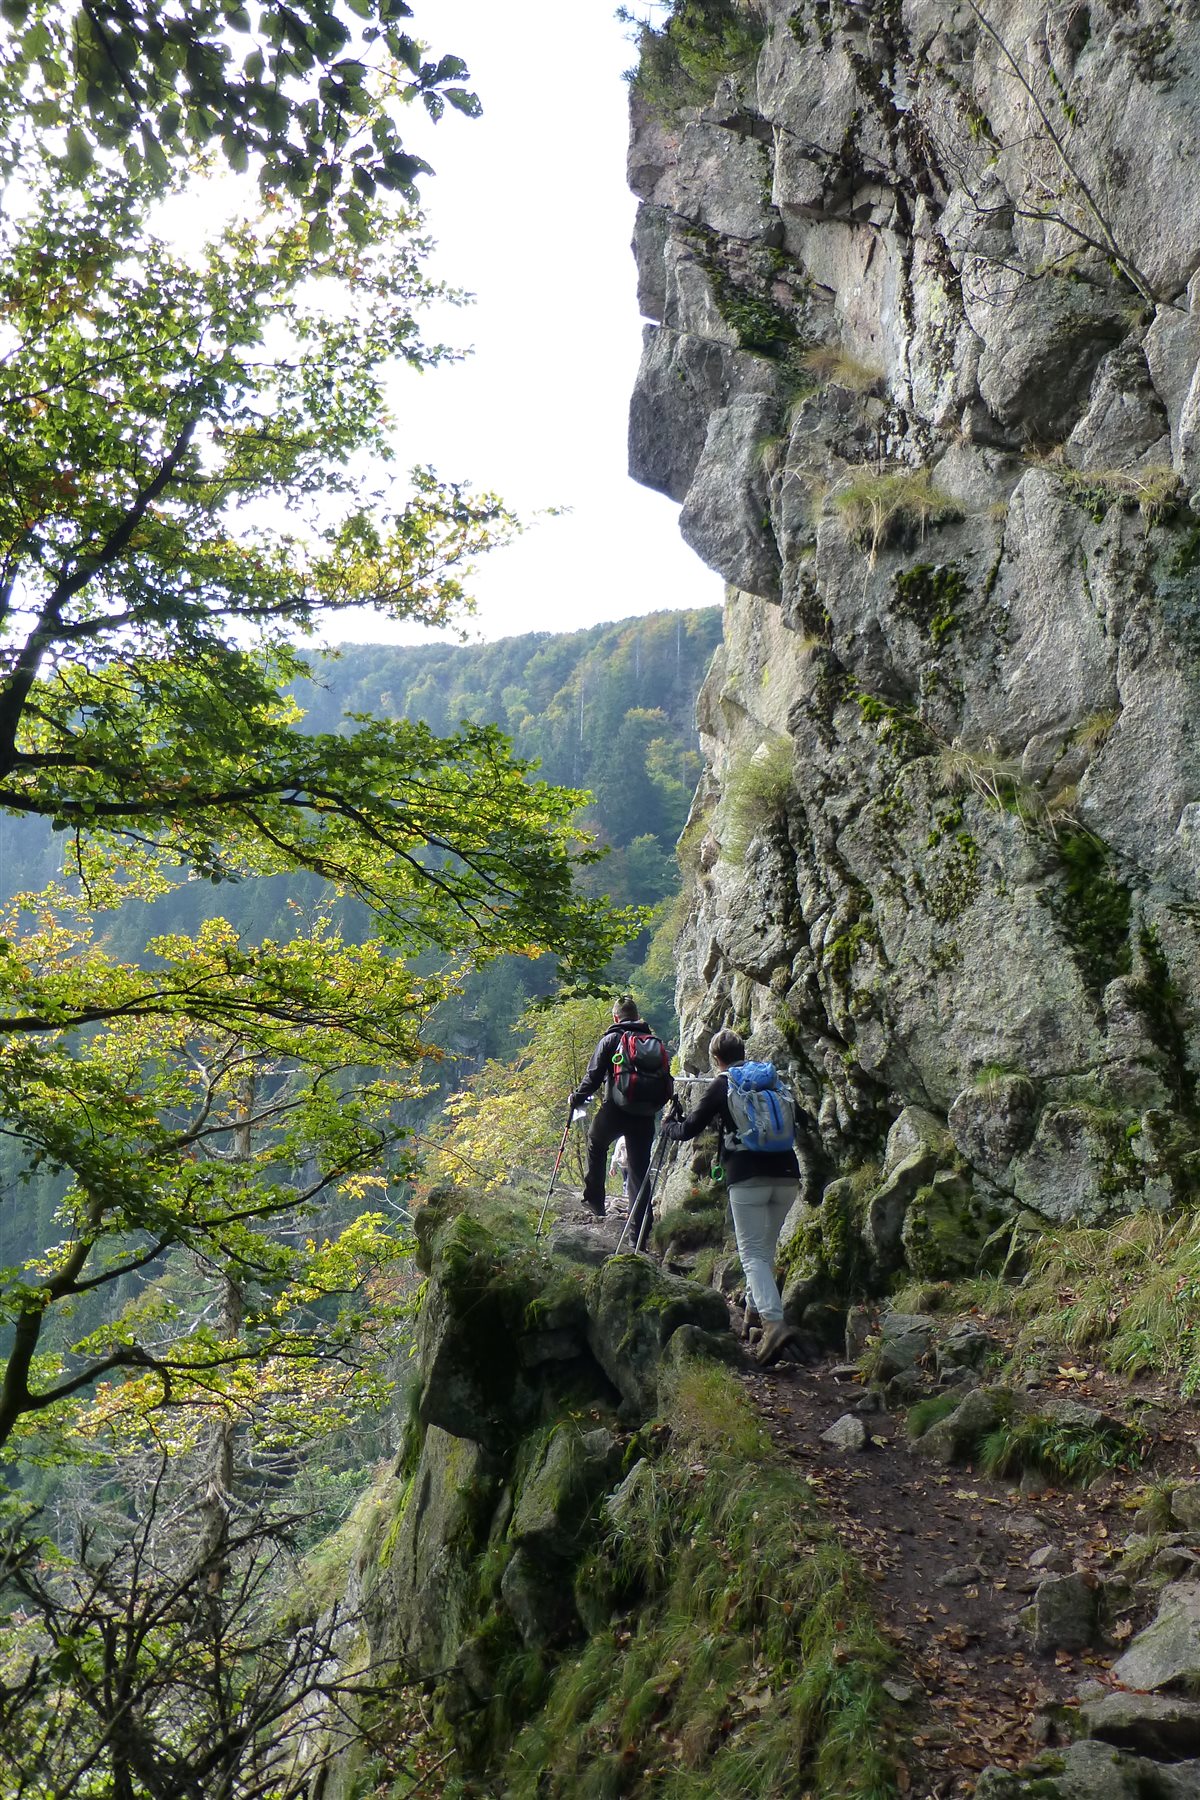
top-left (1112, 1580), bottom-right (1200, 1694)
top-left (417, 1244), bottom-right (539, 1450)
top-left (659, 1322), bottom-right (743, 1379)
top-left (585, 1255), bottom-right (731, 1418)
top-left (500, 1545), bottom-right (581, 1649)
top-left (949, 1077), bottom-right (1039, 1182)
top-left (864, 1146), bottom-right (953, 1273)
top-left (910, 1385), bottom-right (1015, 1465)
top-left (780, 1175), bottom-right (867, 1323)
top-left (363, 1425), bottom-right (497, 1676)
top-left (1010, 1106), bottom-right (1142, 1225)
top-left (900, 1170), bottom-right (1010, 1280)
top-left (413, 1185), bottom-right (462, 1274)
top-left (510, 1424), bottom-right (625, 1561)
top-left (975, 1739), bottom-right (1200, 1798)
top-left (418, 1215), bottom-right (598, 1450)
top-left (884, 1106), bottom-right (955, 1172)
top-left (876, 1310), bottom-right (938, 1380)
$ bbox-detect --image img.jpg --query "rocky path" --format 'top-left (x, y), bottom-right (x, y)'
top-left (552, 1194), bottom-right (1200, 1797)
top-left (746, 1355), bottom-right (1119, 1796)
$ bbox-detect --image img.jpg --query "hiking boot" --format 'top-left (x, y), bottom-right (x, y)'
top-left (737, 1305), bottom-right (762, 1343)
top-left (583, 1196), bottom-right (606, 1220)
top-left (755, 1322), bottom-right (796, 1368)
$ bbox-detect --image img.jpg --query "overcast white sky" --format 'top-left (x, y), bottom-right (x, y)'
top-left (328, 0), bottom-right (722, 645)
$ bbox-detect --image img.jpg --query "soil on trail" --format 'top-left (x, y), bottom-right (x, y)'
top-left (747, 1356), bottom-right (1140, 1798)
top-left (554, 1190), bottom-right (1200, 1800)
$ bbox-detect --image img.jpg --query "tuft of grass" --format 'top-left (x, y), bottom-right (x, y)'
top-left (888, 1279), bottom-right (957, 1314)
top-left (720, 737), bottom-right (793, 863)
top-left (1045, 782), bottom-right (1080, 821)
top-left (987, 1212), bottom-right (1200, 1395)
top-left (1058, 463), bottom-right (1182, 527)
top-left (652, 1203), bottom-right (728, 1255)
top-left (499, 1362), bottom-right (903, 1798)
top-left (1073, 707), bottom-right (1120, 751)
top-left (1130, 1478), bottom-right (1180, 1536)
top-left (801, 344), bottom-right (884, 394)
top-left (979, 1412), bottom-right (1147, 1488)
top-left (834, 466), bottom-right (963, 565)
top-left (907, 1394), bottom-right (961, 1439)
top-left (755, 430), bottom-right (787, 474)
top-left (668, 1360), bottom-right (772, 1462)
top-left (970, 1063), bottom-right (1035, 1100)
top-left (934, 742), bottom-right (1029, 815)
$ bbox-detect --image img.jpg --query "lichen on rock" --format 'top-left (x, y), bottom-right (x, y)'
top-left (631, 0), bottom-right (1200, 1244)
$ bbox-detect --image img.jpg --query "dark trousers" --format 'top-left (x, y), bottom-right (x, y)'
top-left (583, 1100), bottom-right (656, 1229)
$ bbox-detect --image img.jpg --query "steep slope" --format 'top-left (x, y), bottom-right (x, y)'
top-left (630, 0), bottom-right (1200, 1237)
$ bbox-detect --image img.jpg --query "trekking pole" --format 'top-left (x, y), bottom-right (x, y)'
top-left (634, 1135), bottom-right (678, 1254)
top-left (535, 1104), bottom-right (579, 1241)
top-left (614, 1128), bottom-right (671, 1256)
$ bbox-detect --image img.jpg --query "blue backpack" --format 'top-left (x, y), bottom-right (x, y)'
top-left (726, 1062), bottom-right (796, 1154)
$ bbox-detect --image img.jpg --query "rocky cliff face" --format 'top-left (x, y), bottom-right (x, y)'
top-left (631, 0), bottom-right (1200, 1242)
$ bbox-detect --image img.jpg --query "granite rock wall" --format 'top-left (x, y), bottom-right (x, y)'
top-left (631, 0), bottom-right (1200, 1229)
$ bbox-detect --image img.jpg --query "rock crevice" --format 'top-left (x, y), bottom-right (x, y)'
top-left (630, 0), bottom-right (1200, 1233)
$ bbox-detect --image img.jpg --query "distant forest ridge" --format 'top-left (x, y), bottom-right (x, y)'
top-left (293, 607), bottom-right (724, 843)
top-left (0, 608), bottom-right (723, 912)
top-left (0, 610), bottom-right (722, 1272)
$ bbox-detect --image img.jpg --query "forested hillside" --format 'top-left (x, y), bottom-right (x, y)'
top-left (0, 610), bottom-right (720, 1273)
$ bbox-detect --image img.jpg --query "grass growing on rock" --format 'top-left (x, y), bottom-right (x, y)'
top-left (496, 1362), bottom-right (902, 1799)
top-left (1006, 1213), bottom-right (1200, 1392)
top-left (979, 1413), bottom-right (1147, 1488)
top-left (651, 1203), bottom-right (729, 1256)
top-left (720, 737), bottom-right (794, 863)
top-left (922, 1210), bottom-right (1200, 1398)
top-left (906, 1394), bottom-right (961, 1440)
top-left (834, 466), bottom-right (962, 565)
top-left (1057, 462), bottom-right (1182, 527)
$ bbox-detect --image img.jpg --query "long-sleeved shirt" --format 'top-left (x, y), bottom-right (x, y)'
top-left (661, 1071), bottom-right (807, 1186)
top-left (573, 1019), bottom-right (656, 1106)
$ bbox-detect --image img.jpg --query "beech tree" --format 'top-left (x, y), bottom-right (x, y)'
top-left (0, 0), bottom-right (479, 230)
top-left (0, 2), bottom-right (631, 1462)
top-left (0, 8), bottom-right (636, 1787)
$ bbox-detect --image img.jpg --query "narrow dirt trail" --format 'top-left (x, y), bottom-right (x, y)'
top-left (743, 1356), bottom-right (1123, 1795)
top-left (552, 1192), bottom-right (1199, 1797)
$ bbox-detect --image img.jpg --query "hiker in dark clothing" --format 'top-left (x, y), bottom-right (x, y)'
top-left (661, 1027), bottom-right (815, 1366)
top-left (569, 996), bottom-right (671, 1233)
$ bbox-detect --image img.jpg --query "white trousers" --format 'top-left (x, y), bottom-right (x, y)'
top-left (727, 1177), bottom-right (798, 1325)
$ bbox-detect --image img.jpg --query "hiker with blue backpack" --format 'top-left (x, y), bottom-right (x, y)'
top-left (660, 1027), bottom-right (813, 1367)
top-left (568, 995), bottom-right (674, 1233)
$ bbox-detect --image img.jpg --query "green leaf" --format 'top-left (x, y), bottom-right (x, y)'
top-left (64, 125), bottom-right (94, 176)
top-left (140, 125), bottom-right (170, 181)
top-left (389, 30), bottom-right (421, 74)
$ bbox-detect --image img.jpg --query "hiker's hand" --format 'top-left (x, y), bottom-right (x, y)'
top-left (668, 1096), bottom-right (684, 1121)
top-left (660, 1118), bottom-right (684, 1141)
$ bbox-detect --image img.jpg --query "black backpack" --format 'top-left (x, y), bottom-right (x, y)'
top-left (609, 1030), bottom-right (672, 1115)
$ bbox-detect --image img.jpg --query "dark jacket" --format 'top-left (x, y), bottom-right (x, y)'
top-left (661, 1071), bottom-right (808, 1187)
top-left (572, 1019), bottom-right (663, 1109)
